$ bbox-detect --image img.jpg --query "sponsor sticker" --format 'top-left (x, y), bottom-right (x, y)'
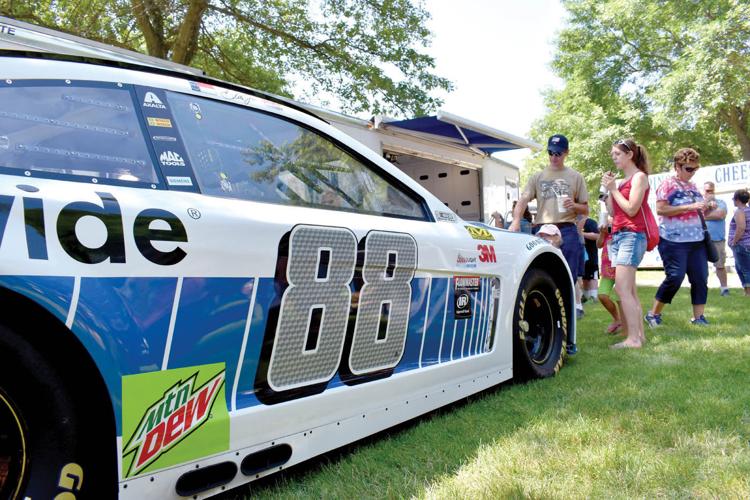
top-left (477, 244), bottom-right (497, 263)
top-left (189, 102), bottom-right (203, 120)
top-left (143, 92), bottom-right (167, 109)
top-left (456, 252), bottom-right (478, 269)
top-left (526, 238), bottom-right (545, 251)
top-left (121, 363), bottom-right (229, 478)
top-left (454, 285), bottom-right (472, 319)
top-left (454, 275), bottom-right (481, 292)
top-left (152, 135), bottom-right (177, 142)
top-left (464, 225), bottom-right (495, 241)
top-left (147, 117), bottom-right (173, 128)
top-left (434, 210), bottom-right (457, 222)
top-left (159, 150), bottom-right (186, 167)
top-left (166, 176), bottom-right (193, 187)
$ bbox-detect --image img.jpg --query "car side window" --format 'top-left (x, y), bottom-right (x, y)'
top-left (165, 91), bottom-right (427, 219)
top-left (0, 82), bottom-right (158, 185)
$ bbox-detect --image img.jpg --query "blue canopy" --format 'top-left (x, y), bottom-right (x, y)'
top-left (383, 111), bottom-right (540, 155)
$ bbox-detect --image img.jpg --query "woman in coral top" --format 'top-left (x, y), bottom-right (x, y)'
top-left (601, 139), bottom-right (651, 348)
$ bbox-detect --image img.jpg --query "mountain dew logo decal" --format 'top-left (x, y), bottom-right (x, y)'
top-left (122, 363), bottom-right (229, 478)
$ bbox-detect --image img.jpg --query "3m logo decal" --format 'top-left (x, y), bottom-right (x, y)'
top-left (121, 364), bottom-right (228, 478)
top-left (159, 150), bottom-right (186, 167)
top-left (464, 225), bottom-right (494, 241)
top-left (147, 117), bottom-right (172, 128)
top-left (143, 92), bottom-right (167, 109)
top-left (478, 244), bottom-right (496, 263)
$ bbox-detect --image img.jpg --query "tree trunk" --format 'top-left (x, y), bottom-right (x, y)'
top-left (724, 105), bottom-right (750, 160)
top-left (130, 0), bottom-right (166, 58)
top-left (171, 0), bottom-right (208, 65)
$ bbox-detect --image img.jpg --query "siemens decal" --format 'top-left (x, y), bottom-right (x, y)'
top-left (0, 190), bottom-right (188, 265)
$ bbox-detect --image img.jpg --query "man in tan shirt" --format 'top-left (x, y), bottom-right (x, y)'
top-left (509, 134), bottom-right (589, 354)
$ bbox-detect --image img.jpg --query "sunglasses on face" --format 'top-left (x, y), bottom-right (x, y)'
top-left (705, 189), bottom-right (714, 193)
top-left (548, 150), bottom-right (563, 157)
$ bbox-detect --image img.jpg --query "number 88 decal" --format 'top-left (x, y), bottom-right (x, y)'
top-left (255, 225), bottom-right (417, 404)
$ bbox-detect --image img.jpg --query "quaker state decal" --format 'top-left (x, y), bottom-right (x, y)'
top-left (121, 363), bottom-right (229, 478)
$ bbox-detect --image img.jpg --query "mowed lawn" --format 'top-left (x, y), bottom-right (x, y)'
top-left (229, 283), bottom-right (750, 499)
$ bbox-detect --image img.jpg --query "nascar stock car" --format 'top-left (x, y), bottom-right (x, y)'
top-left (0, 31), bottom-right (575, 500)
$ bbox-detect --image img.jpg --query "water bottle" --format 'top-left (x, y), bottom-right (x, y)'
top-left (598, 185), bottom-right (609, 201)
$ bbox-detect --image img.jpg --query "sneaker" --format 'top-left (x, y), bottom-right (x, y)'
top-left (720, 289), bottom-right (730, 297)
top-left (566, 343), bottom-right (578, 356)
top-left (644, 312), bottom-right (662, 328)
top-left (576, 308), bottom-right (585, 320)
top-left (691, 315), bottom-right (709, 325)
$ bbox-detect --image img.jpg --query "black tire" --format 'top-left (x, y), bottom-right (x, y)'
top-left (512, 268), bottom-right (567, 380)
top-left (0, 325), bottom-right (116, 499)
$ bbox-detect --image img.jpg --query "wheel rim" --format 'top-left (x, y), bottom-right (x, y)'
top-left (523, 289), bottom-right (555, 365)
top-left (0, 390), bottom-right (27, 499)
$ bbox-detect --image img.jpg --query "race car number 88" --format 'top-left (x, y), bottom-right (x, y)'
top-left (264, 225), bottom-right (417, 396)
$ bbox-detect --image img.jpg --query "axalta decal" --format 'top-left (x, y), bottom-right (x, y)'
top-left (121, 364), bottom-right (229, 478)
top-left (464, 225), bottom-right (495, 241)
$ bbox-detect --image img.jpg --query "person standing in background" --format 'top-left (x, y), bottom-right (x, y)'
top-left (510, 133), bottom-right (589, 355)
top-left (490, 211), bottom-right (505, 229)
top-left (728, 189), bottom-right (750, 296)
top-left (702, 181), bottom-right (729, 296)
top-left (581, 216), bottom-right (600, 302)
top-left (597, 217), bottom-right (624, 335)
top-left (601, 138), bottom-right (651, 348)
top-left (645, 148), bottom-right (709, 327)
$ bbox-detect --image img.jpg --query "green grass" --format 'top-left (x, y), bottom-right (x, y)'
top-left (226, 285), bottom-right (750, 499)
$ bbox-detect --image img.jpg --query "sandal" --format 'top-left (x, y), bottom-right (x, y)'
top-left (605, 322), bottom-right (622, 334)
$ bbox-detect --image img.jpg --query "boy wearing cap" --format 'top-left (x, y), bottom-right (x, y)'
top-left (510, 134), bottom-right (589, 355)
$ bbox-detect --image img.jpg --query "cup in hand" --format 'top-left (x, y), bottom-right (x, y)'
top-left (557, 195), bottom-right (569, 213)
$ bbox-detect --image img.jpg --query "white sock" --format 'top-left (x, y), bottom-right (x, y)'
top-left (721, 287), bottom-right (728, 292)
top-left (590, 290), bottom-right (598, 300)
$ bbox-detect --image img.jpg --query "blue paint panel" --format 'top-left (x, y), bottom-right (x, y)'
top-left (441, 297), bottom-right (457, 363)
top-left (478, 278), bottom-right (491, 352)
top-left (420, 277), bottom-right (448, 366)
top-left (167, 277), bottom-right (253, 410)
top-left (0, 275), bottom-right (73, 324)
top-left (73, 277), bottom-right (178, 433)
top-left (395, 277), bottom-right (430, 373)
top-left (235, 277), bottom-right (277, 409)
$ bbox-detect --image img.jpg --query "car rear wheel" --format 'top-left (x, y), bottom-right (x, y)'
top-left (512, 268), bottom-right (567, 380)
top-left (0, 325), bottom-right (115, 499)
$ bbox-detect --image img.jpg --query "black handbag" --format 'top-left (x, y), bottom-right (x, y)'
top-left (698, 211), bottom-right (720, 263)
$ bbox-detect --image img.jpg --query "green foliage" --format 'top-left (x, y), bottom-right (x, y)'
top-left (530, 0), bottom-right (750, 193)
top-left (1, 0), bottom-right (452, 116)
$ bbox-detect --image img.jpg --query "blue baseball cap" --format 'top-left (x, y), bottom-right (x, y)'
top-left (547, 134), bottom-right (569, 153)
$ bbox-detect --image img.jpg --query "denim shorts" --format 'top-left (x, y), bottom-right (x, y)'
top-left (610, 231), bottom-right (647, 267)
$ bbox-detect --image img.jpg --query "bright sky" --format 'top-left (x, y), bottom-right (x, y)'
top-left (425, 0), bottom-right (566, 166)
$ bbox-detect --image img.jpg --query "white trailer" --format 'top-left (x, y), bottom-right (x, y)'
top-left (301, 106), bottom-right (540, 224)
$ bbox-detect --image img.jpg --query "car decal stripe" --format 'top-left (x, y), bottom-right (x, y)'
top-left (231, 279), bottom-right (259, 412)
top-left (234, 278), bottom-right (276, 410)
top-left (0, 275), bottom-right (74, 325)
top-left (65, 276), bottom-right (80, 328)
top-left (417, 276), bottom-right (433, 369)
top-left (166, 277), bottom-right (253, 411)
top-left (420, 277), bottom-right (447, 366)
top-left (161, 276), bottom-right (183, 370)
top-left (72, 276), bottom-right (179, 434)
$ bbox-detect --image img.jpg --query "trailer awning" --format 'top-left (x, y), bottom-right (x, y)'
top-left (381, 111), bottom-right (541, 155)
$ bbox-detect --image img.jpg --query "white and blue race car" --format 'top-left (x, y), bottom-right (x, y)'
top-left (0, 42), bottom-right (574, 499)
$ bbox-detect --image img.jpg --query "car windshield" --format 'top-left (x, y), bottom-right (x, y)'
top-left (165, 91), bottom-right (426, 219)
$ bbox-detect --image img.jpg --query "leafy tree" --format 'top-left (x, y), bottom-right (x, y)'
top-left (2, 0), bottom-right (452, 116)
top-left (529, 0), bottom-right (749, 189)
